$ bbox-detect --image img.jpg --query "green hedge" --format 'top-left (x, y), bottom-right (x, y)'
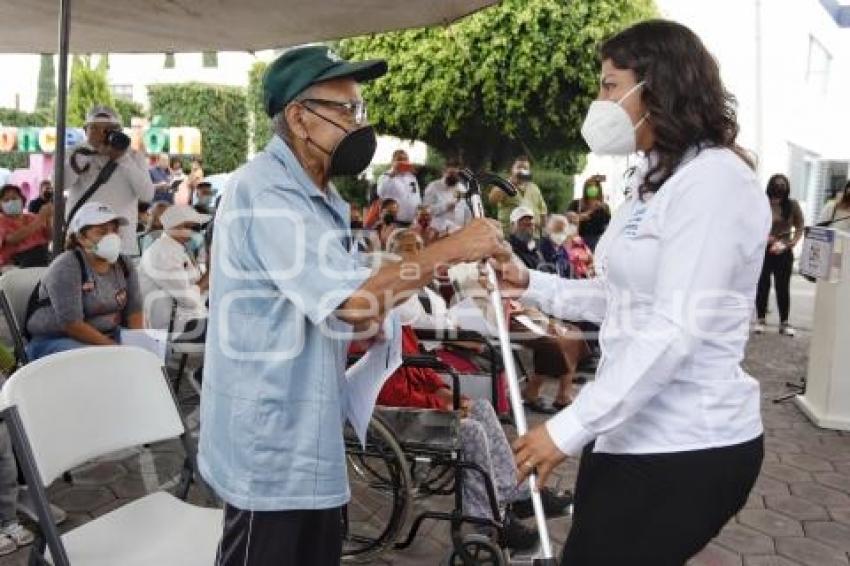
top-left (0, 108), bottom-right (51, 170)
top-left (148, 83), bottom-right (248, 174)
top-left (248, 62), bottom-right (274, 153)
top-left (534, 168), bottom-right (575, 214)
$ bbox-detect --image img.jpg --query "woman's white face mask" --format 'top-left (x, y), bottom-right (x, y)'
top-left (581, 81), bottom-right (648, 156)
top-left (86, 233), bottom-right (122, 263)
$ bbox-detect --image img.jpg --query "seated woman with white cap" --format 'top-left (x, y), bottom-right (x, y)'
top-left (138, 204), bottom-right (210, 336)
top-left (24, 202), bottom-right (144, 360)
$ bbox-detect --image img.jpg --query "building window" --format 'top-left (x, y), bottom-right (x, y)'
top-left (805, 35), bottom-right (831, 95)
top-left (111, 84), bottom-right (133, 101)
top-left (202, 52), bottom-right (218, 68)
top-left (164, 52), bottom-right (175, 69)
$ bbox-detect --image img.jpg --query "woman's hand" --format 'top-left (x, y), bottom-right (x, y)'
top-left (512, 423), bottom-right (567, 487)
top-left (485, 254), bottom-right (530, 297)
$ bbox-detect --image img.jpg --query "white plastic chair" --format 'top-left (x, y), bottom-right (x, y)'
top-left (0, 346), bottom-right (222, 566)
top-left (0, 267), bottom-right (47, 366)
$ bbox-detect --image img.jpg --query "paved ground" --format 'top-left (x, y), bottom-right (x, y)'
top-left (2, 276), bottom-right (849, 565)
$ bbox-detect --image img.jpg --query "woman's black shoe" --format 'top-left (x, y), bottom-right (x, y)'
top-left (512, 488), bottom-right (573, 519)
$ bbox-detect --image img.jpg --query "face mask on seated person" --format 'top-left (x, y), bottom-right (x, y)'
top-left (87, 233), bottom-right (122, 263)
top-left (1, 199), bottom-right (23, 216)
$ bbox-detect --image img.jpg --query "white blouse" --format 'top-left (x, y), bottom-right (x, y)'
top-left (522, 148), bottom-right (771, 456)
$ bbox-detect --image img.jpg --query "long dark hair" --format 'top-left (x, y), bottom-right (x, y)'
top-left (599, 20), bottom-right (753, 197)
top-left (766, 174), bottom-right (793, 221)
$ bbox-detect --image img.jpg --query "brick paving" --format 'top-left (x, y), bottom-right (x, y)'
top-left (1, 277), bottom-right (849, 564)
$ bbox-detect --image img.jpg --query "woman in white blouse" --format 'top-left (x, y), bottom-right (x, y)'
top-left (502, 20), bottom-right (770, 565)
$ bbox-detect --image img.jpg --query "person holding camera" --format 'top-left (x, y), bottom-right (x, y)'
top-left (65, 105), bottom-right (155, 256)
top-left (489, 155), bottom-right (547, 236)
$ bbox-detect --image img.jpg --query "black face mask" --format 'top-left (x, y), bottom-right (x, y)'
top-left (445, 174), bottom-right (459, 187)
top-left (350, 220), bottom-right (364, 230)
top-left (43, 191), bottom-right (53, 202)
top-left (382, 213), bottom-right (396, 225)
top-left (302, 106), bottom-right (377, 177)
top-left (768, 190), bottom-right (788, 200)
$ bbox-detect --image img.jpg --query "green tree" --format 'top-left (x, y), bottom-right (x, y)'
top-left (35, 54), bottom-right (56, 113)
top-left (67, 55), bottom-right (115, 126)
top-left (248, 61), bottom-right (274, 152)
top-left (148, 83), bottom-right (249, 174)
top-left (339, 0), bottom-right (655, 172)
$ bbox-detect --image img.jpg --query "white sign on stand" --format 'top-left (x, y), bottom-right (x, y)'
top-left (799, 227), bottom-right (836, 280)
top-left (797, 229), bottom-right (850, 431)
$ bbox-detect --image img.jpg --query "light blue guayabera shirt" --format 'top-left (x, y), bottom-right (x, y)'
top-left (198, 135), bottom-right (370, 511)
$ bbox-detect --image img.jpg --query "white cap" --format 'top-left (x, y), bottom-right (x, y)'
top-left (160, 205), bottom-right (212, 230)
top-left (85, 105), bottom-right (121, 126)
top-left (510, 206), bottom-right (534, 224)
top-left (69, 202), bottom-right (129, 234)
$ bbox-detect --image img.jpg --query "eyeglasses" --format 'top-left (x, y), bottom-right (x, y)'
top-left (299, 98), bottom-right (368, 125)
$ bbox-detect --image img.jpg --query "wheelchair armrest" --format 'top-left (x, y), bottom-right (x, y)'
top-left (414, 327), bottom-right (489, 343)
top-left (347, 353), bottom-right (463, 411)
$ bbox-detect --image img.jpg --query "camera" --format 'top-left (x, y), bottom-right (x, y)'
top-left (105, 130), bottom-right (131, 151)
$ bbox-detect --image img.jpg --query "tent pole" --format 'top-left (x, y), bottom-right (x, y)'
top-left (52, 0), bottom-right (72, 257)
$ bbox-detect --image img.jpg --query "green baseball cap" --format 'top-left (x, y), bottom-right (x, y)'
top-left (262, 46), bottom-right (387, 117)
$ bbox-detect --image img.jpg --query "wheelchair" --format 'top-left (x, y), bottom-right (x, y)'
top-left (342, 353), bottom-right (541, 566)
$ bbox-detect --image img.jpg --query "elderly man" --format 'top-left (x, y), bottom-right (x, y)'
top-left (199, 46), bottom-right (505, 566)
top-left (508, 206), bottom-right (545, 270)
top-left (65, 105), bottom-right (154, 255)
top-left (376, 149), bottom-right (421, 224)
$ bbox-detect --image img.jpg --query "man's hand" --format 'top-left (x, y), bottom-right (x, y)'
top-left (106, 146), bottom-right (127, 161)
top-left (447, 219), bottom-right (509, 264)
top-left (488, 186), bottom-right (507, 204)
top-left (513, 423), bottom-right (567, 488)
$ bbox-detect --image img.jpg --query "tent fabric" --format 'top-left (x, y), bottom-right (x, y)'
top-left (0, 0), bottom-right (495, 53)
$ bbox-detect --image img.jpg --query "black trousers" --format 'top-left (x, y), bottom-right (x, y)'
top-left (562, 435), bottom-right (763, 566)
top-left (756, 249), bottom-right (794, 322)
top-left (215, 503), bottom-right (343, 566)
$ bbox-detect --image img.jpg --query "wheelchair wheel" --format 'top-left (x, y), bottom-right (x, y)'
top-left (342, 414), bottom-right (412, 563)
top-left (443, 534), bottom-right (507, 566)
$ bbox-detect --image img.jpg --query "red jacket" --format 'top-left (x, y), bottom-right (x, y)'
top-left (357, 325), bottom-right (451, 410)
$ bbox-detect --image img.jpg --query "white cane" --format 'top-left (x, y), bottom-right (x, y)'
top-left (459, 169), bottom-right (557, 565)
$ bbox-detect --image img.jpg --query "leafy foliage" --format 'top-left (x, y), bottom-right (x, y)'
top-left (148, 83), bottom-right (249, 174)
top-left (531, 168), bottom-right (575, 214)
top-left (67, 55), bottom-right (114, 127)
top-left (36, 54), bottom-right (56, 113)
top-left (339, 0), bottom-right (655, 172)
top-left (113, 98), bottom-right (145, 126)
top-left (248, 61), bottom-right (274, 153)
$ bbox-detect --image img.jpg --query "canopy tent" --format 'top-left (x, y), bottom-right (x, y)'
top-left (0, 0), bottom-right (498, 252)
top-left (0, 0), bottom-right (495, 52)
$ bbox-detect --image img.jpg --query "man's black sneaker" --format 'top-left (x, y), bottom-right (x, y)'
top-left (512, 488), bottom-right (573, 519)
top-left (503, 510), bottom-right (539, 551)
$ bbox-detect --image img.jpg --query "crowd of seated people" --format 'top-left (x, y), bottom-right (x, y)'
top-left (0, 157), bottom-right (606, 555)
top-left (355, 230), bottom-right (573, 551)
